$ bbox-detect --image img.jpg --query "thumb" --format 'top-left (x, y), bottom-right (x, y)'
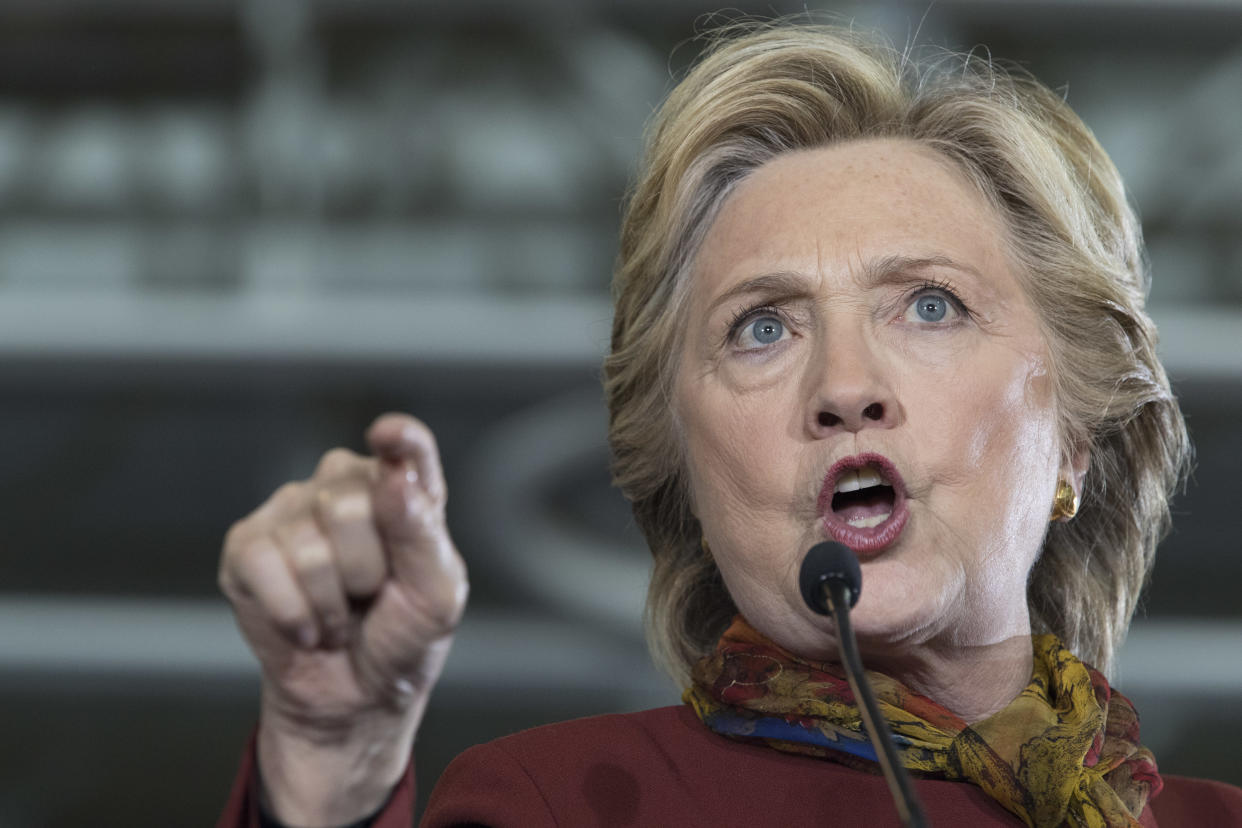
top-left (365, 414), bottom-right (459, 589)
top-left (366, 412), bottom-right (446, 505)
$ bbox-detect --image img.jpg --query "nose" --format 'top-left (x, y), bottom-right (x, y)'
top-left (806, 326), bottom-right (902, 436)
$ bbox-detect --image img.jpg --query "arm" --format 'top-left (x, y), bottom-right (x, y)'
top-left (215, 729), bottom-right (417, 828)
top-left (217, 414), bottom-right (468, 828)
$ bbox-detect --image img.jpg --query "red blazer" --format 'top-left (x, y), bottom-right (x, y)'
top-left (219, 705), bottom-right (1242, 827)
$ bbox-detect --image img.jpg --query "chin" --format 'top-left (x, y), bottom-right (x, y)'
top-left (850, 613), bottom-right (932, 651)
top-left (849, 583), bottom-right (947, 649)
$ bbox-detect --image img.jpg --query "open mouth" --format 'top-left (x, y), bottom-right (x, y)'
top-left (829, 466), bottom-right (896, 528)
top-left (818, 453), bottom-right (909, 553)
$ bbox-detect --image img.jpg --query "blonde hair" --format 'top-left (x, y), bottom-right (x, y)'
top-left (603, 22), bottom-right (1191, 684)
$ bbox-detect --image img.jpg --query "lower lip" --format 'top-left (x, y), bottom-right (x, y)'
top-left (819, 495), bottom-right (909, 555)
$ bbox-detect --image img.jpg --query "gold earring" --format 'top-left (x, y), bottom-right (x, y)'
top-left (1050, 480), bottom-right (1079, 522)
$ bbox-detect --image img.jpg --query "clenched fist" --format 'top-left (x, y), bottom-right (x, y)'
top-left (220, 413), bottom-right (467, 826)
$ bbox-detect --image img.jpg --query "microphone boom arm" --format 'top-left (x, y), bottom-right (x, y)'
top-left (823, 578), bottom-right (929, 828)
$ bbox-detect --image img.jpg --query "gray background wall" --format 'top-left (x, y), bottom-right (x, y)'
top-left (0, 1), bottom-right (1238, 825)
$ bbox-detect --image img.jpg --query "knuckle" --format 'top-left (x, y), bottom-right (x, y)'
top-left (271, 607), bottom-right (311, 635)
top-left (429, 482), bottom-right (448, 508)
top-left (429, 583), bottom-right (469, 630)
top-left (271, 481), bottom-right (305, 507)
top-left (418, 557), bottom-right (469, 630)
top-left (275, 516), bottom-right (318, 545)
top-left (222, 521), bottom-right (249, 553)
top-left (446, 569), bottom-right (470, 614)
top-left (216, 565), bottom-right (235, 597)
top-left (412, 499), bottom-right (447, 532)
top-left (416, 472), bottom-right (447, 507)
top-left (277, 522), bottom-right (336, 574)
top-left (316, 447), bottom-right (359, 477)
top-left (313, 486), bottom-right (370, 527)
top-left (289, 541), bottom-right (333, 576)
top-left (221, 530), bottom-right (256, 570)
top-left (219, 535), bottom-right (269, 596)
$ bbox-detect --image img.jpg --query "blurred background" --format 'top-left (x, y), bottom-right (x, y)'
top-left (0, 0), bottom-right (1238, 824)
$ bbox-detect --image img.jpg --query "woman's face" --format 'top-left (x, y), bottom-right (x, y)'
top-left (676, 138), bottom-right (1068, 662)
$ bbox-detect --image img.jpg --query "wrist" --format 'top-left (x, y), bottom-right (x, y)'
top-left (257, 704), bottom-right (419, 827)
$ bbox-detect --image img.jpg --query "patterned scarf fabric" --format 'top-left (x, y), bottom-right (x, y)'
top-left (684, 617), bottom-right (1161, 827)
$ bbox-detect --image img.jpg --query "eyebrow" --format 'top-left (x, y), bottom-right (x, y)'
top-left (706, 254), bottom-right (983, 313)
top-left (706, 270), bottom-right (814, 314)
top-left (862, 254), bottom-right (983, 286)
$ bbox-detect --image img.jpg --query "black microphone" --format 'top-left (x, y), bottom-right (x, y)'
top-left (799, 542), bottom-right (929, 828)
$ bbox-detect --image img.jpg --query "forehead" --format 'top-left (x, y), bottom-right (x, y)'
top-left (692, 138), bottom-right (1016, 295)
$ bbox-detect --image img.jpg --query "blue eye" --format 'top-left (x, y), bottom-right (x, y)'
top-left (727, 308), bottom-right (793, 351)
top-left (748, 316), bottom-right (784, 345)
top-left (912, 292), bottom-right (949, 322)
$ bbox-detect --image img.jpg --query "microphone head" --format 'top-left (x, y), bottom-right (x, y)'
top-left (799, 541), bottom-right (862, 615)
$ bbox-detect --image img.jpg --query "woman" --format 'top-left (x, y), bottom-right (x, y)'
top-left (218, 23), bottom-right (1242, 827)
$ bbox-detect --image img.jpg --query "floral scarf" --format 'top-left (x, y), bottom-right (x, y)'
top-left (684, 617), bottom-right (1161, 827)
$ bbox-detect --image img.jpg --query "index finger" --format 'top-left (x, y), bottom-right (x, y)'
top-left (365, 412), bottom-right (446, 502)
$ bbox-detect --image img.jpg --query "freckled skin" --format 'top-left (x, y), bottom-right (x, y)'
top-left (676, 139), bottom-right (1082, 721)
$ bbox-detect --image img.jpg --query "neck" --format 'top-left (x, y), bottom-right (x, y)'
top-left (861, 633), bottom-right (1034, 724)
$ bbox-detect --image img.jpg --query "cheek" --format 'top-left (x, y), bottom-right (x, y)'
top-left (675, 374), bottom-right (810, 567)
top-left (922, 345), bottom-right (1057, 480)
top-left (956, 351), bottom-right (1061, 553)
top-left (681, 390), bottom-right (779, 514)
top-left (994, 353), bottom-right (1058, 472)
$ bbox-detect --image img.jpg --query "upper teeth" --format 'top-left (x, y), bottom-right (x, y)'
top-left (835, 465), bottom-right (885, 493)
